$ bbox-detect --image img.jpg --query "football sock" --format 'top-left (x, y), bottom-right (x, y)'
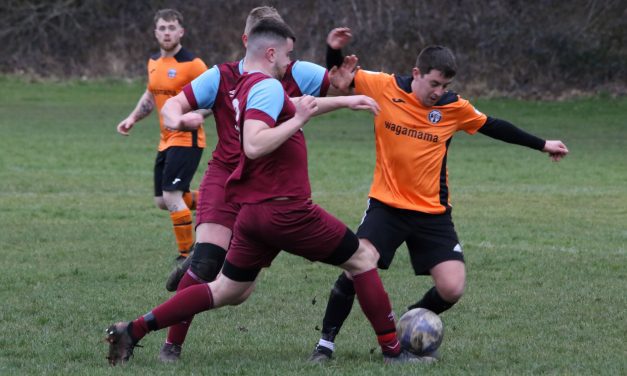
top-left (352, 268), bottom-right (400, 356)
top-left (165, 272), bottom-right (202, 345)
top-left (182, 190), bottom-right (197, 211)
top-left (316, 339), bottom-right (335, 352)
top-left (130, 284), bottom-right (214, 342)
top-left (166, 243), bottom-right (227, 346)
top-left (408, 286), bottom-right (455, 314)
top-left (170, 209), bottom-right (194, 255)
top-left (320, 273), bottom-right (355, 345)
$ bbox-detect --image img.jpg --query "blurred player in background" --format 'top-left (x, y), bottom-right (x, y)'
top-left (115, 9), bottom-right (207, 262)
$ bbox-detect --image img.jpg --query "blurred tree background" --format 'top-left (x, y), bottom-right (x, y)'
top-left (1, 0), bottom-right (625, 97)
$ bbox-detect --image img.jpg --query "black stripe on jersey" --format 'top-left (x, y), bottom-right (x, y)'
top-left (150, 51), bottom-right (161, 60)
top-left (439, 138), bottom-right (453, 211)
top-left (191, 129), bottom-right (198, 147)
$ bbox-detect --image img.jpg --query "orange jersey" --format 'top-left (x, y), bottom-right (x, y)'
top-left (354, 69), bottom-right (487, 214)
top-left (147, 48), bottom-right (207, 151)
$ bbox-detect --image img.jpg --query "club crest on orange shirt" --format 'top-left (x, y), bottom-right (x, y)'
top-left (428, 110), bottom-right (442, 124)
top-left (168, 68), bottom-right (177, 78)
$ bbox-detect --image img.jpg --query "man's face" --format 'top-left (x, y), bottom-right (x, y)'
top-left (411, 68), bottom-right (453, 107)
top-left (154, 18), bottom-right (184, 52)
top-left (271, 38), bottom-right (293, 80)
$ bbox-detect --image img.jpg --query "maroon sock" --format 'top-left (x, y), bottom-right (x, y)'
top-left (165, 271), bottom-right (203, 345)
top-left (130, 283), bottom-right (213, 342)
top-left (352, 268), bottom-right (400, 356)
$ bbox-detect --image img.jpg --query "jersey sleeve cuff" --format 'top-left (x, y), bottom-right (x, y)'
top-left (245, 109), bottom-right (276, 127)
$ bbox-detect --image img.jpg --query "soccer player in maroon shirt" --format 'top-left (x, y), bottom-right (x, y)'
top-left (157, 6), bottom-right (379, 362)
top-left (105, 19), bottom-right (427, 366)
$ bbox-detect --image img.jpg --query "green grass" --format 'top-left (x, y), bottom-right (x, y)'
top-left (0, 76), bottom-right (625, 375)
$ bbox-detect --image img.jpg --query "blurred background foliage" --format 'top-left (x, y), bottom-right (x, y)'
top-left (1, 0), bottom-right (625, 98)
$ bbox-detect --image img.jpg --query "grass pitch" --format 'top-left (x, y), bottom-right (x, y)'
top-left (0, 76), bottom-right (625, 375)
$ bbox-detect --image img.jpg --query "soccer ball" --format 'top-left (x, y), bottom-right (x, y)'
top-left (396, 308), bottom-right (444, 355)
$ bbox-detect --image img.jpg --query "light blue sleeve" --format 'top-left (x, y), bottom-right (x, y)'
top-left (246, 79), bottom-right (285, 121)
top-left (291, 60), bottom-right (327, 97)
top-left (190, 65), bottom-right (221, 109)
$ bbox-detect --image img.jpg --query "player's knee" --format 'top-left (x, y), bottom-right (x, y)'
top-left (190, 243), bottom-right (227, 282)
top-left (342, 241), bottom-right (378, 274)
top-left (357, 239), bottom-right (379, 265)
top-left (154, 197), bottom-right (167, 210)
top-left (436, 278), bottom-right (465, 303)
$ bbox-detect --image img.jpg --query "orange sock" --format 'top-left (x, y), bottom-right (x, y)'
top-left (183, 191), bottom-right (198, 211)
top-left (170, 209), bottom-right (193, 256)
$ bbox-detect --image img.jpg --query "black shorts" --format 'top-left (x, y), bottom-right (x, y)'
top-left (153, 146), bottom-right (203, 196)
top-left (356, 198), bottom-right (464, 275)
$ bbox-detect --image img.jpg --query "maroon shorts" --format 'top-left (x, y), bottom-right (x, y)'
top-left (226, 199), bottom-right (354, 272)
top-left (195, 160), bottom-right (240, 230)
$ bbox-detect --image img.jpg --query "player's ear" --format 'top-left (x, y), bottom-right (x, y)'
top-left (412, 67), bottom-right (421, 79)
top-left (242, 34), bottom-right (248, 48)
top-left (266, 47), bottom-right (276, 63)
top-left (179, 27), bottom-right (185, 38)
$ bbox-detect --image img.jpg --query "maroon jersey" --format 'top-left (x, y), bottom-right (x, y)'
top-left (184, 61), bottom-right (328, 170)
top-left (225, 72), bottom-right (311, 204)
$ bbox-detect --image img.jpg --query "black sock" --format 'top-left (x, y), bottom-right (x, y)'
top-left (320, 273), bottom-right (355, 344)
top-left (408, 286), bottom-right (455, 314)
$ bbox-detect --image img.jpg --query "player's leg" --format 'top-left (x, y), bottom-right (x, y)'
top-left (311, 198), bottom-right (408, 361)
top-left (263, 200), bottom-right (418, 363)
top-left (406, 211), bottom-right (465, 314)
top-left (153, 150), bottom-right (168, 210)
top-left (408, 260), bottom-right (465, 313)
top-left (162, 146), bottom-right (203, 260)
top-left (161, 163), bottom-right (238, 361)
top-left (105, 273), bottom-right (253, 366)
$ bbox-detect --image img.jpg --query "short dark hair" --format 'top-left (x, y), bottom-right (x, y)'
top-left (416, 46), bottom-right (457, 78)
top-left (248, 18), bottom-right (296, 44)
top-left (244, 6), bottom-right (283, 35)
top-left (154, 9), bottom-right (184, 27)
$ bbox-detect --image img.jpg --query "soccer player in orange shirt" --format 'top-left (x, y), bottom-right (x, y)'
top-left (115, 9), bottom-right (207, 262)
top-left (309, 28), bottom-right (569, 362)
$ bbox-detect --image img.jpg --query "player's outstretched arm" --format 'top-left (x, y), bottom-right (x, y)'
top-left (243, 96), bottom-right (318, 160)
top-left (162, 92), bottom-right (205, 132)
top-left (313, 95), bottom-right (379, 116)
top-left (116, 90), bottom-right (154, 135)
top-left (543, 140), bottom-right (569, 161)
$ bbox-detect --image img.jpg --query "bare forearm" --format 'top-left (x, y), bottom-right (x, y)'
top-left (161, 98), bottom-right (184, 130)
top-left (161, 92), bottom-right (198, 131)
top-left (130, 90), bottom-right (155, 122)
top-left (313, 97), bottom-right (349, 115)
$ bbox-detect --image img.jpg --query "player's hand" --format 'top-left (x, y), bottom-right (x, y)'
top-left (329, 55), bottom-right (358, 93)
top-left (346, 95), bottom-right (380, 116)
top-left (543, 140), bottom-right (569, 162)
top-left (327, 27), bottom-right (352, 49)
top-left (116, 117), bottom-right (135, 136)
top-left (293, 95), bottom-right (318, 124)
